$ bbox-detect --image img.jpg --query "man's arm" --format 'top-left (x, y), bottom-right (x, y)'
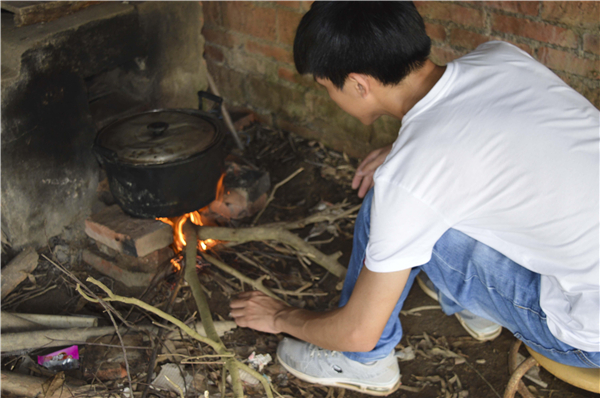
top-left (230, 266), bottom-right (411, 352)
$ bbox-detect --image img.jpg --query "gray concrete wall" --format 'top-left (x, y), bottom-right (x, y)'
top-left (1, 2), bottom-right (208, 250)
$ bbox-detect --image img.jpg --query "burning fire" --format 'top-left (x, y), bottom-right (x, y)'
top-left (157, 211), bottom-right (217, 253)
top-left (157, 175), bottom-right (225, 271)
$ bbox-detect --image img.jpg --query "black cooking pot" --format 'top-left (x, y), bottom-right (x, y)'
top-left (92, 92), bottom-right (226, 218)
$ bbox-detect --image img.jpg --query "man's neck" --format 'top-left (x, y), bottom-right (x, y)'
top-left (374, 60), bottom-right (446, 120)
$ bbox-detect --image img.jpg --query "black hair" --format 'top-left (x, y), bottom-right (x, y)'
top-left (294, 1), bottom-right (431, 89)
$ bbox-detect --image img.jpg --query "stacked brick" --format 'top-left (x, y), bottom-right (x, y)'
top-left (202, 1), bottom-right (599, 158)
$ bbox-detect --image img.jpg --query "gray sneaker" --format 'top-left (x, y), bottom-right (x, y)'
top-left (416, 273), bottom-right (502, 341)
top-left (454, 309), bottom-right (503, 341)
top-left (277, 337), bottom-right (401, 396)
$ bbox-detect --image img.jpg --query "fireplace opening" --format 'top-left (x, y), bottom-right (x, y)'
top-left (1, 1), bottom-right (207, 253)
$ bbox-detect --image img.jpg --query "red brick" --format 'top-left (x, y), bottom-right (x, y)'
top-left (492, 14), bottom-right (578, 48)
top-left (94, 242), bottom-right (174, 273)
top-left (484, 1), bottom-right (540, 16)
top-left (425, 22), bottom-right (446, 42)
top-left (583, 34), bottom-right (600, 56)
top-left (85, 205), bottom-right (173, 258)
top-left (415, 2), bottom-right (485, 28)
top-left (246, 40), bottom-right (294, 64)
top-left (430, 46), bottom-right (463, 65)
top-left (275, 1), bottom-right (303, 10)
top-left (542, 2), bottom-right (599, 29)
top-left (277, 8), bottom-right (304, 46)
top-left (449, 28), bottom-right (490, 50)
top-left (278, 66), bottom-right (299, 83)
top-left (300, 1), bottom-right (314, 12)
top-left (202, 27), bottom-right (239, 48)
top-left (205, 44), bottom-right (224, 63)
top-left (82, 249), bottom-right (157, 289)
top-left (537, 47), bottom-right (599, 79)
top-left (206, 59), bottom-right (247, 100)
top-left (202, 1), bottom-right (222, 27)
top-left (230, 109), bottom-right (257, 131)
top-left (222, 2), bottom-right (276, 41)
top-left (278, 66), bottom-right (320, 89)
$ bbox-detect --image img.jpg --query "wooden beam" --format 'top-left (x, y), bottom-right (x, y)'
top-left (1, 1), bottom-right (101, 27)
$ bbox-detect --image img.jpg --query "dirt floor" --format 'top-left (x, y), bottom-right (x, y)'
top-left (1, 124), bottom-right (595, 398)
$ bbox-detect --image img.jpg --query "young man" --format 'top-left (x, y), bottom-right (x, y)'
top-left (230, 2), bottom-right (600, 395)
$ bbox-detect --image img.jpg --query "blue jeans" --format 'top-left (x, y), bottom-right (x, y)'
top-left (340, 189), bottom-right (600, 368)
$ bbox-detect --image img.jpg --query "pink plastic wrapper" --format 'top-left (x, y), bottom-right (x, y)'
top-left (37, 345), bottom-right (79, 371)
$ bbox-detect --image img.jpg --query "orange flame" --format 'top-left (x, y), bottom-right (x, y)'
top-left (157, 174), bottom-right (225, 258)
top-left (170, 257), bottom-right (181, 272)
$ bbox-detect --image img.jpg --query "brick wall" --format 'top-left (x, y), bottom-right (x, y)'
top-left (202, 1), bottom-right (599, 158)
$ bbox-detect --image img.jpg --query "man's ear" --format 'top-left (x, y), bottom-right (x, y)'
top-left (347, 73), bottom-right (371, 98)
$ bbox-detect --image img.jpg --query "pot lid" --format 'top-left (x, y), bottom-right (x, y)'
top-left (97, 110), bottom-right (219, 164)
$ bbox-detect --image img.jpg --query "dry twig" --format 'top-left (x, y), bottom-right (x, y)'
top-left (142, 275), bottom-right (185, 398)
top-left (197, 225), bottom-right (346, 278)
top-left (41, 254), bottom-right (134, 395)
top-left (253, 167), bottom-right (304, 225)
top-left (184, 222), bottom-right (275, 398)
top-left (267, 203), bottom-right (361, 231)
top-left (400, 305), bottom-right (442, 316)
top-left (202, 252), bottom-right (287, 303)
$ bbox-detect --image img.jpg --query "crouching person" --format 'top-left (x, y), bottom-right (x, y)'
top-left (230, 2), bottom-right (600, 395)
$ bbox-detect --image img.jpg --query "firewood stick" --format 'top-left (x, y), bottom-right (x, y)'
top-left (206, 69), bottom-right (244, 150)
top-left (1, 325), bottom-right (158, 353)
top-left (42, 254), bottom-right (134, 331)
top-left (0, 311), bottom-right (45, 333)
top-left (142, 276), bottom-right (184, 398)
top-left (184, 223), bottom-right (225, 347)
top-left (1, 371), bottom-right (105, 398)
top-left (235, 252), bottom-right (285, 292)
top-left (196, 225), bottom-right (347, 278)
top-left (76, 279), bottom-right (221, 351)
top-left (268, 203), bottom-right (362, 231)
top-left (182, 222), bottom-right (274, 398)
top-left (74, 278), bottom-right (275, 397)
top-left (183, 226), bottom-right (243, 398)
top-left (104, 296), bottom-right (134, 395)
top-left (165, 321), bottom-right (237, 340)
top-left (1, 312), bottom-right (98, 332)
top-left (271, 288), bottom-right (328, 297)
top-left (41, 254), bottom-right (137, 394)
top-left (78, 277), bottom-right (272, 396)
top-left (201, 252), bottom-right (287, 303)
top-left (1, 246), bottom-right (39, 299)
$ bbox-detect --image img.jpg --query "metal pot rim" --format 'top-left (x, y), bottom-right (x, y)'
top-left (94, 108), bottom-right (225, 166)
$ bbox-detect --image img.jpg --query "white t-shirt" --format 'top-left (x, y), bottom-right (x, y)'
top-left (366, 41), bottom-right (599, 352)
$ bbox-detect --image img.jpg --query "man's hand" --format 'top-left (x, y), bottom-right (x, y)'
top-left (352, 144), bottom-right (393, 198)
top-left (229, 291), bottom-right (290, 334)
top-left (229, 268), bottom-right (411, 352)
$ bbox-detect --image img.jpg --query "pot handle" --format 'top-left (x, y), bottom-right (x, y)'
top-left (92, 144), bottom-right (119, 166)
top-left (198, 91), bottom-right (223, 117)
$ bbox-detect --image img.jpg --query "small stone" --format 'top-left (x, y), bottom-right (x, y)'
top-left (53, 244), bottom-right (70, 264)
